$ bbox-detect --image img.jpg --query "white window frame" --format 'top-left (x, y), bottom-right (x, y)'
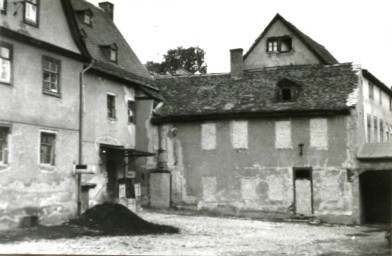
top-left (24, 0), bottom-right (39, 26)
top-left (0, 42), bottom-right (12, 84)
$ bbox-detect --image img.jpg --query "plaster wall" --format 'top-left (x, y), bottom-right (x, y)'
top-left (156, 115), bottom-right (357, 223)
top-left (0, 0), bottom-right (80, 53)
top-left (0, 38), bottom-right (82, 130)
top-left (244, 19), bottom-right (321, 70)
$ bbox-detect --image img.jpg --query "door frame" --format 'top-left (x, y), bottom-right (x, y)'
top-left (293, 167), bottom-right (314, 215)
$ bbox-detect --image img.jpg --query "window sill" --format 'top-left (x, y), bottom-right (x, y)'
top-left (0, 81), bottom-right (12, 86)
top-left (0, 163), bottom-right (10, 172)
top-left (39, 164), bottom-right (56, 172)
top-left (267, 50), bottom-right (293, 55)
top-left (23, 20), bottom-right (39, 28)
top-left (107, 118), bottom-right (117, 124)
top-left (43, 90), bottom-right (61, 98)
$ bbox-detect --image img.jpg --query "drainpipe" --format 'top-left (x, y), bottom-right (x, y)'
top-left (77, 61), bottom-right (94, 216)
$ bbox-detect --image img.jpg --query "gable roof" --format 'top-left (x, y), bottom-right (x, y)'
top-left (243, 14), bottom-right (339, 65)
top-left (69, 0), bottom-right (159, 93)
top-left (153, 63), bottom-right (358, 124)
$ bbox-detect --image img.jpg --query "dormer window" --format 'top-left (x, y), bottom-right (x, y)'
top-left (277, 79), bottom-right (300, 102)
top-left (83, 13), bottom-right (92, 25)
top-left (267, 36), bottom-right (292, 53)
top-left (77, 9), bottom-right (93, 26)
top-left (110, 48), bottom-right (117, 62)
top-left (24, 0), bottom-right (39, 27)
top-left (100, 43), bottom-right (118, 63)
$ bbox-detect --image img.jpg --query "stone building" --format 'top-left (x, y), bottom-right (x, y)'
top-left (0, 0), bottom-right (159, 229)
top-left (150, 14), bottom-right (392, 224)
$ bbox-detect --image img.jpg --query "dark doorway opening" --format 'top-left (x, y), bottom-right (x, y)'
top-left (106, 159), bottom-right (118, 200)
top-left (293, 168), bottom-right (313, 216)
top-left (360, 170), bottom-right (392, 224)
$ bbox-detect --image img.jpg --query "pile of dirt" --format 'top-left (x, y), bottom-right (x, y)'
top-left (68, 203), bottom-right (179, 235)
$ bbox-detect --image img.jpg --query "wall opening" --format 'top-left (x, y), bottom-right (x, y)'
top-left (360, 170), bottom-right (392, 224)
top-left (293, 168), bottom-right (313, 216)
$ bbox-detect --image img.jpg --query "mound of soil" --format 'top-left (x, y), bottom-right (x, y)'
top-left (68, 203), bottom-right (179, 235)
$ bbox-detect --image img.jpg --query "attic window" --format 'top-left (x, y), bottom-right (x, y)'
top-left (100, 43), bottom-right (118, 63)
top-left (83, 12), bottom-right (92, 25)
top-left (24, 0), bottom-right (39, 27)
top-left (0, 0), bottom-right (7, 14)
top-left (277, 79), bottom-right (300, 102)
top-left (267, 36), bottom-right (292, 53)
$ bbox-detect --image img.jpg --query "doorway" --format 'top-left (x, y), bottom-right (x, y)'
top-left (360, 170), bottom-right (392, 224)
top-left (293, 168), bottom-right (313, 216)
top-left (106, 159), bottom-right (117, 200)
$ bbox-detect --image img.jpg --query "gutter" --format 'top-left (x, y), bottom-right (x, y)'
top-left (77, 61), bottom-right (94, 216)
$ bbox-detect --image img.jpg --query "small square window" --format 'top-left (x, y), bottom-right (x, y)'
top-left (83, 14), bottom-right (91, 25)
top-left (24, 0), bottom-right (39, 26)
top-left (128, 100), bottom-right (135, 123)
top-left (42, 57), bottom-right (60, 96)
top-left (0, 43), bottom-right (12, 84)
top-left (0, 127), bottom-right (9, 164)
top-left (40, 132), bottom-right (56, 165)
top-left (107, 94), bottom-right (116, 119)
top-left (0, 0), bottom-right (7, 14)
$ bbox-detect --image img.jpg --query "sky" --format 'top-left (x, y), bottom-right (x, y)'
top-left (89, 0), bottom-right (392, 86)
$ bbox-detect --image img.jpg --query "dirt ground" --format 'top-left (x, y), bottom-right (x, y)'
top-left (0, 210), bottom-right (390, 255)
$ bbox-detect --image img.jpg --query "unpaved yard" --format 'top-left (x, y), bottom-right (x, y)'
top-left (0, 210), bottom-right (389, 255)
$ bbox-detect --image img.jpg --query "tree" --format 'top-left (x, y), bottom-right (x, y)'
top-left (145, 47), bottom-right (207, 75)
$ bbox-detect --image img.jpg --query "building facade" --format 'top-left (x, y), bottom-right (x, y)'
top-left (0, 0), bottom-right (159, 230)
top-left (150, 14), bottom-right (392, 225)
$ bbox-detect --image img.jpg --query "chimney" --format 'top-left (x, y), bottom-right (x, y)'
top-left (230, 48), bottom-right (243, 78)
top-left (99, 2), bottom-right (114, 21)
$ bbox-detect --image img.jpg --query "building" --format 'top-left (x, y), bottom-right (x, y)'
top-left (0, 0), bottom-right (159, 230)
top-left (150, 14), bottom-right (392, 224)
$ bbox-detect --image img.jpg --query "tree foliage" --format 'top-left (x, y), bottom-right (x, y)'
top-left (145, 47), bottom-right (207, 75)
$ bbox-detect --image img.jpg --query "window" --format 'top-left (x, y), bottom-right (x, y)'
top-left (369, 82), bottom-right (374, 99)
top-left (380, 120), bottom-right (384, 142)
top-left (110, 48), bottom-right (117, 62)
top-left (107, 94), bottom-right (116, 119)
top-left (373, 117), bottom-right (378, 142)
top-left (100, 43), bottom-right (118, 63)
top-left (0, 127), bottom-right (9, 164)
top-left (379, 90), bottom-right (382, 105)
top-left (310, 118), bottom-right (328, 150)
top-left (201, 123), bottom-right (216, 150)
top-left (40, 132), bottom-right (55, 165)
top-left (267, 36), bottom-right (292, 53)
top-left (42, 57), bottom-right (60, 96)
top-left (230, 121), bottom-right (248, 149)
top-left (24, 0), bottom-right (39, 26)
top-left (83, 12), bottom-right (92, 25)
top-left (0, 42), bottom-right (12, 84)
top-left (0, 0), bottom-right (7, 14)
top-left (367, 114), bottom-right (371, 142)
top-left (128, 100), bottom-right (135, 123)
top-left (275, 121), bottom-right (292, 149)
top-left (277, 79), bottom-right (300, 102)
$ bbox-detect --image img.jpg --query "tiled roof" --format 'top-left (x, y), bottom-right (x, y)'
top-left (357, 143), bottom-right (392, 159)
top-left (244, 14), bottom-right (339, 65)
top-left (70, 0), bottom-right (156, 89)
top-left (153, 63), bottom-right (358, 122)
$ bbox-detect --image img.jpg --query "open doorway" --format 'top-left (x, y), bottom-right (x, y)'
top-left (293, 168), bottom-right (313, 216)
top-left (360, 170), bottom-right (392, 224)
top-left (106, 159), bottom-right (118, 200)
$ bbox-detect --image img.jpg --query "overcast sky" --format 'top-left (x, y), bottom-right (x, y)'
top-left (90, 0), bottom-right (392, 86)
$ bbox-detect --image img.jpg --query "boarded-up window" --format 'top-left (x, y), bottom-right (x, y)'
top-left (310, 118), bottom-right (328, 150)
top-left (201, 123), bottom-right (216, 150)
top-left (275, 121), bottom-right (292, 149)
top-left (373, 117), bottom-right (378, 142)
top-left (367, 114), bottom-right (372, 142)
top-left (230, 121), bottom-right (248, 149)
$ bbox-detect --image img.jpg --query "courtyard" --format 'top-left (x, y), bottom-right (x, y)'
top-left (0, 210), bottom-right (389, 255)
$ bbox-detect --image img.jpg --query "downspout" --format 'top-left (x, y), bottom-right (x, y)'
top-left (77, 61), bottom-right (94, 216)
